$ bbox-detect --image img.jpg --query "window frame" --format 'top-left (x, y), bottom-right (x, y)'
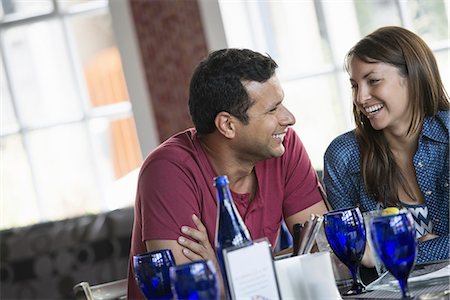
top-left (0, 0), bottom-right (145, 226)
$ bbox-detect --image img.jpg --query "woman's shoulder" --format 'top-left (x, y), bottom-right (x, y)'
top-left (324, 130), bottom-right (361, 175)
top-left (324, 130), bottom-right (360, 163)
top-left (326, 130), bottom-right (359, 153)
top-left (423, 111), bottom-right (450, 143)
top-left (435, 110), bottom-right (450, 128)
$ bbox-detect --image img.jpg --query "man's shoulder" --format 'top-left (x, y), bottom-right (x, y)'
top-left (151, 128), bottom-right (196, 155)
top-left (282, 127), bottom-right (304, 150)
top-left (141, 128), bottom-right (201, 170)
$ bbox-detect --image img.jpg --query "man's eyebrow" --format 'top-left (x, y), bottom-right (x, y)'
top-left (267, 100), bottom-right (282, 109)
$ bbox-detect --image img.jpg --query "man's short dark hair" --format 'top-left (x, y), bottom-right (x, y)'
top-left (188, 48), bottom-right (278, 134)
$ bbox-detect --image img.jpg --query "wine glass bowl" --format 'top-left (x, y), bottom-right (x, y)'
top-left (133, 249), bottom-right (176, 300)
top-left (370, 212), bottom-right (417, 298)
top-left (324, 207), bottom-right (367, 295)
top-left (170, 260), bottom-right (219, 300)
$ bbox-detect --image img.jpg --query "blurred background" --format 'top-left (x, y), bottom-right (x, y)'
top-left (1, 0), bottom-right (449, 230)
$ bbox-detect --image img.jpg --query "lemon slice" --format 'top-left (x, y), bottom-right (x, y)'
top-left (381, 207), bottom-right (400, 216)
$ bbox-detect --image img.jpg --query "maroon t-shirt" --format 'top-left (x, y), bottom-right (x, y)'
top-left (127, 128), bottom-right (322, 299)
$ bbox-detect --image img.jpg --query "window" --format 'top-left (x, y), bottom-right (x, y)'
top-left (218, 0), bottom-right (449, 170)
top-left (0, 0), bottom-right (142, 229)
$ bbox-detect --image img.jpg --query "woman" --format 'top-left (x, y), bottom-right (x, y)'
top-left (324, 26), bottom-right (449, 263)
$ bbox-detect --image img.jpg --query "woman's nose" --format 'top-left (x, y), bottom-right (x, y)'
top-left (356, 85), bottom-right (371, 104)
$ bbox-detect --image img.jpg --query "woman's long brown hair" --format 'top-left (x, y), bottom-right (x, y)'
top-left (345, 26), bottom-right (449, 206)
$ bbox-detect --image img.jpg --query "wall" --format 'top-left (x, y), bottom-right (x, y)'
top-left (128, 0), bottom-right (209, 142)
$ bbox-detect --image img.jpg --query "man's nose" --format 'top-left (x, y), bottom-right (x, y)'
top-left (280, 105), bottom-right (296, 126)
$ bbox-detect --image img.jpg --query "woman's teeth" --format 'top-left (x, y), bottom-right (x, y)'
top-left (365, 104), bottom-right (384, 114)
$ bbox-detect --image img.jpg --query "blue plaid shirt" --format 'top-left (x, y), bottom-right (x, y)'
top-left (324, 111), bottom-right (449, 263)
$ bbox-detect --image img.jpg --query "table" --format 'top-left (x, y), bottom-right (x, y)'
top-left (341, 261), bottom-right (450, 299)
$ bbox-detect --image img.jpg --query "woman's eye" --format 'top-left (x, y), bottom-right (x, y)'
top-left (269, 107), bottom-right (278, 112)
top-left (369, 79), bottom-right (380, 85)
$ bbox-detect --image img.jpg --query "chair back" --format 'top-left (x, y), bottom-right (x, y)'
top-left (74, 279), bottom-right (127, 300)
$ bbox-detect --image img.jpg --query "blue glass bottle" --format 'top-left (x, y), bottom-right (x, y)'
top-left (214, 175), bottom-right (252, 299)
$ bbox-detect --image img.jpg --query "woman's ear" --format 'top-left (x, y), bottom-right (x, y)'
top-left (214, 112), bottom-right (235, 138)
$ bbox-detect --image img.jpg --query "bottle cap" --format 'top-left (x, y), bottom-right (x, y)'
top-left (214, 175), bottom-right (229, 187)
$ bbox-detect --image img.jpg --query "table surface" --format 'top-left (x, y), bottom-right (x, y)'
top-left (341, 260), bottom-right (450, 299)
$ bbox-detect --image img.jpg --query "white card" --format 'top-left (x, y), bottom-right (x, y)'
top-left (223, 239), bottom-right (280, 300)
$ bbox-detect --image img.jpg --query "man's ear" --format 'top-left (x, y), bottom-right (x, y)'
top-left (214, 112), bottom-right (236, 139)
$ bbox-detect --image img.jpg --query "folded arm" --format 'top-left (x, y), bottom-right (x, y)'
top-left (145, 214), bottom-right (225, 297)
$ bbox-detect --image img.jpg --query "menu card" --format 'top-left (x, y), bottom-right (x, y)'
top-left (223, 239), bottom-right (280, 300)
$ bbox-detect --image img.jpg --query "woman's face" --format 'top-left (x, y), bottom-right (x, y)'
top-left (349, 57), bottom-right (411, 136)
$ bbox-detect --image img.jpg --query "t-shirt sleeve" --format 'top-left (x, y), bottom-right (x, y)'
top-left (282, 129), bottom-right (322, 218)
top-left (138, 158), bottom-right (200, 242)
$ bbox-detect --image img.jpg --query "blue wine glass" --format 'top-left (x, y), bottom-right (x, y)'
top-left (133, 249), bottom-right (176, 299)
top-left (370, 212), bottom-right (417, 299)
top-left (324, 207), bottom-right (367, 295)
top-left (170, 260), bottom-right (219, 300)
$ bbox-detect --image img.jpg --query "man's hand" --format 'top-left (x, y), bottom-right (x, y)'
top-left (177, 214), bottom-right (218, 264)
top-left (178, 214), bottom-right (225, 299)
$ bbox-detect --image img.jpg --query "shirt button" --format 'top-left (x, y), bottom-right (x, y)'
top-left (444, 183), bottom-right (449, 187)
top-left (425, 190), bottom-right (432, 195)
top-left (417, 161), bottom-right (424, 167)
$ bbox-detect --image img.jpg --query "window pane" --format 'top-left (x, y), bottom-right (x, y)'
top-left (1, 0), bottom-right (53, 19)
top-left (408, 0), bottom-right (449, 44)
top-left (283, 75), bottom-right (349, 170)
top-left (266, 1), bottom-right (331, 78)
top-left (0, 135), bottom-right (40, 229)
top-left (90, 116), bottom-right (142, 210)
top-left (90, 116), bottom-right (142, 181)
top-left (3, 20), bottom-right (83, 127)
top-left (219, 1), bottom-right (331, 78)
top-left (0, 57), bottom-right (18, 135)
top-left (353, 0), bottom-right (401, 36)
top-left (26, 123), bottom-right (103, 221)
top-left (68, 12), bottom-right (129, 107)
top-left (435, 50), bottom-right (450, 93)
top-left (57, 0), bottom-right (107, 10)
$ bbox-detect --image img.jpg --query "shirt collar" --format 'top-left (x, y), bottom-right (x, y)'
top-left (421, 112), bottom-right (449, 144)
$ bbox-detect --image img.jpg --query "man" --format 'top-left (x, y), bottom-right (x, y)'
top-left (127, 49), bottom-right (328, 299)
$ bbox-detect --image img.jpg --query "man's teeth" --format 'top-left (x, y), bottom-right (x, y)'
top-left (365, 104), bottom-right (384, 113)
top-left (273, 133), bottom-right (285, 139)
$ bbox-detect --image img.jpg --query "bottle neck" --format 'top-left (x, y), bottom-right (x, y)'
top-left (216, 184), bottom-right (251, 244)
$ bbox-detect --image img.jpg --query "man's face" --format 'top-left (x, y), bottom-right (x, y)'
top-left (232, 75), bottom-right (296, 162)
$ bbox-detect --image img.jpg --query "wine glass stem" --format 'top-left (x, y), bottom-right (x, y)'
top-left (399, 278), bottom-right (411, 298)
top-left (350, 266), bottom-right (361, 285)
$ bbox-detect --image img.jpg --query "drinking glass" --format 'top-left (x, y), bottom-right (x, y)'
top-left (370, 212), bottom-right (417, 299)
top-left (133, 249), bottom-right (176, 299)
top-left (170, 260), bottom-right (219, 300)
top-left (362, 210), bottom-right (387, 276)
top-left (324, 207), bottom-right (367, 295)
